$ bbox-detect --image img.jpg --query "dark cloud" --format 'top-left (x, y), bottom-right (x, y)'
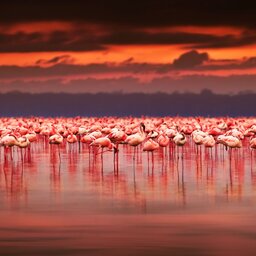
top-left (0, 31), bottom-right (105, 52)
top-left (243, 57), bottom-right (256, 67)
top-left (173, 50), bottom-right (209, 69)
top-left (36, 55), bottom-right (74, 66)
top-left (0, 62), bottom-right (170, 79)
top-left (0, 0), bottom-right (256, 29)
top-left (191, 32), bottom-right (256, 49)
top-left (101, 32), bottom-right (219, 45)
top-left (193, 56), bottom-right (256, 71)
top-left (102, 30), bottom-right (256, 48)
top-left (0, 30), bottom-right (256, 53)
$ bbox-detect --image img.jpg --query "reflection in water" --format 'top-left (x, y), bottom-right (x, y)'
top-left (1, 137), bottom-right (256, 255)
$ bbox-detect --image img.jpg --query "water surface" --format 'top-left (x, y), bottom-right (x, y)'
top-left (1, 138), bottom-right (256, 255)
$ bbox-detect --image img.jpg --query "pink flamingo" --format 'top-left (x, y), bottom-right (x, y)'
top-left (203, 135), bottom-right (216, 148)
top-left (203, 135), bottom-right (216, 159)
top-left (49, 134), bottom-right (63, 160)
top-left (25, 131), bottom-right (37, 143)
top-left (16, 136), bottom-right (30, 162)
top-left (217, 135), bottom-right (242, 149)
top-left (157, 133), bottom-right (170, 147)
top-left (0, 133), bottom-right (19, 160)
top-left (17, 136), bottom-right (30, 148)
top-left (108, 127), bottom-right (126, 168)
top-left (173, 132), bottom-right (186, 158)
top-left (125, 123), bottom-right (146, 160)
top-left (217, 135), bottom-right (242, 166)
top-left (67, 133), bottom-right (78, 144)
top-left (90, 137), bottom-right (116, 152)
top-left (0, 134), bottom-right (19, 147)
top-left (143, 138), bottom-right (159, 170)
top-left (157, 133), bottom-right (170, 159)
top-left (250, 137), bottom-right (256, 150)
top-left (66, 133), bottom-right (78, 153)
top-left (90, 137), bottom-right (117, 167)
top-left (80, 134), bottom-right (95, 144)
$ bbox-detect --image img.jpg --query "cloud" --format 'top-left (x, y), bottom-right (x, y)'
top-left (190, 32), bottom-right (256, 49)
top-left (2, 50), bottom-right (256, 80)
top-left (1, 0), bottom-right (256, 29)
top-left (101, 31), bottom-right (220, 45)
top-left (192, 56), bottom-right (256, 71)
top-left (99, 30), bottom-right (256, 49)
top-left (173, 50), bottom-right (209, 69)
top-left (243, 57), bottom-right (256, 67)
top-left (0, 62), bottom-right (172, 79)
top-left (35, 55), bottom-right (75, 66)
top-left (0, 29), bottom-right (255, 53)
top-left (0, 31), bottom-right (105, 52)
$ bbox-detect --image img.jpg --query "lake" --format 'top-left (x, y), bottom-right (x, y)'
top-left (1, 137), bottom-right (256, 255)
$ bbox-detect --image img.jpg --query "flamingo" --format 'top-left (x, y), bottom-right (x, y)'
top-left (0, 134), bottom-right (19, 147)
top-left (217, 135), bottom-right (242, 165)
top-left (192, 132), bottom-right (207, 145)
top-left (217, 135), bottom-right (242, 149)
top-left (165, 127), bottom-right (177, 139)
top-left (125, 123), bottom-right (146, 160)
top-left (173, 132), bottom-right (187, 158)
top-left (250, 137), bottom-right (256, 149)
top-left (203, 135), bottom-right (216, 148)
top-left (89, 131), bottom-right (102, 139)
top-left (108, 128), bottom-right (127, 148)
top-left (173, 133), bottom-right (187, 146)
top-left (78, 126), bottom-right (87, 136)
top-left (77, 126), bottom-right (88, 152)
top-left (143, 138), bottom-right (159, 169)
top-left (90, 137), bottom-right (117, 165)
top-left (49, 134), bottom-right (63, 160)
top-left (143, 138), bottom-right (159, 152)
top-left (25, 131), bottom-right (37, 143)
top-left (17, 136), bottom-right (30, 148)
top-left (15, 136), bottom-right (30, 162)
top-left (90, 137), bottom-right (116, 151)
top-left (202, 135), bottom-right (215, 159)
top-left (108, 127), bottom-right (127, 167)
top-left (157, 133), bottom-right (170, 147)
top-left (1, 116), bottom-right (256, 168)
top-left (67, 133), bottom-right (78, 144)
top-left (147, 130), bottom-right (159, 140)
top-left (80, 134), bottom-right (95, 144)
top-left (157, 132), bottom-right (170, 160)
top-left (49, 134), bottom-right (64, 145)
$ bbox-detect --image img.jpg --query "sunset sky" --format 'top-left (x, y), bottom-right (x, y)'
top-left (0, 0), bottom-right (256, 94)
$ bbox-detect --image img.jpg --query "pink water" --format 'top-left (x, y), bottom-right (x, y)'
top-left (1, 138), bottom-right (256, 255)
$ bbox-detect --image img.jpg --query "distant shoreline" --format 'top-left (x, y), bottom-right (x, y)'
top-left (0, 90), bottom-right (255, 117)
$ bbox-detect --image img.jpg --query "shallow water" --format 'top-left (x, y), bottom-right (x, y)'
top-left (1, 138), bottom-right (256, 255)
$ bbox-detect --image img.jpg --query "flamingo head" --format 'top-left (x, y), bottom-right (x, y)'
top-left (140, 122), bottom-right (146, 132)
top-left (147, 130), bottom-right (158, 139)
top-left (108, 142), bottom-right (118, 153)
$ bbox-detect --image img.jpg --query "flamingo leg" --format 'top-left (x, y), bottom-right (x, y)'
top-left (58, 144), bottom-right (61, 162)
top-left (133, 147), bottom-right (136, 162)
top-left (20, 148), bottom-right (23, 163)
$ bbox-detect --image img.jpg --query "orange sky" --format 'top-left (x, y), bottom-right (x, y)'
top-left (0, 22), bottom-right (255, 66)
top-left (0, 19), bottom-right (256, 94)
top-left (0, 45), bottom-right (255, 66)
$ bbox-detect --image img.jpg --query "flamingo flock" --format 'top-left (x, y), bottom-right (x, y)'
top-left (1, 117), bottom-right (256, 164)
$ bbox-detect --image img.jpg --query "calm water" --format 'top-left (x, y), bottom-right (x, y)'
top-left (1, 138), bottom-right (256, 255)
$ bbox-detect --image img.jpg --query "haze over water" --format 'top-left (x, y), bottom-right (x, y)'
top-left (1, 137), bottom-right (256, 256)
